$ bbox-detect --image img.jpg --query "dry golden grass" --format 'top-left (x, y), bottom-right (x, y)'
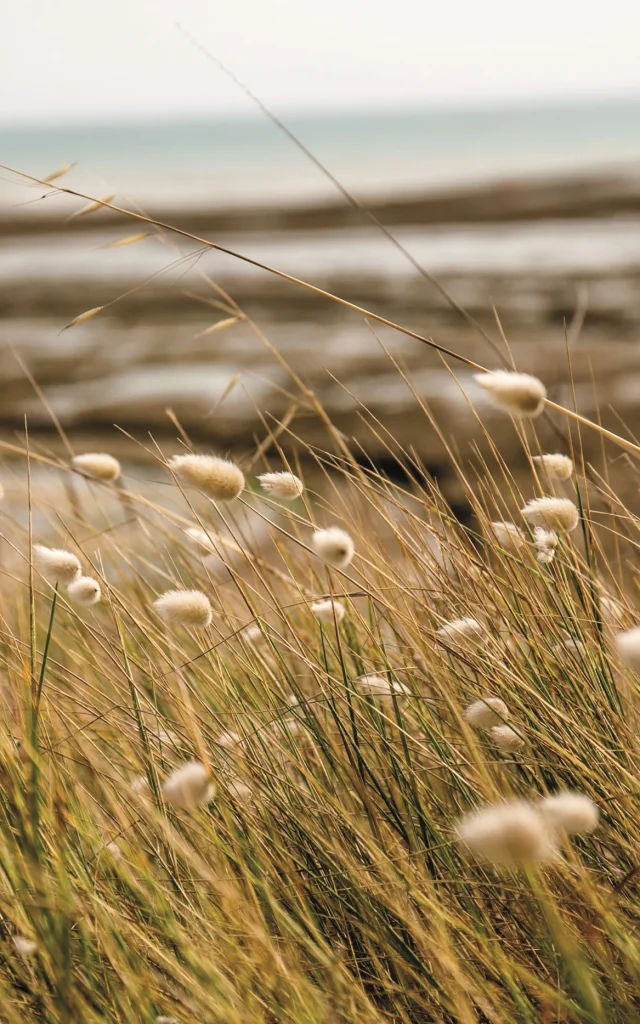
top-left (0, 167), bottom-right (639, 1023)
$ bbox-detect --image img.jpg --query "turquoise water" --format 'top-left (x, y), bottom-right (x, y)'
top-left (3, 97), bottom-right (640, 206)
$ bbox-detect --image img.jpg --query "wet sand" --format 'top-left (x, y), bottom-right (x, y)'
top-left (1, 168), bottom-right (640, 513)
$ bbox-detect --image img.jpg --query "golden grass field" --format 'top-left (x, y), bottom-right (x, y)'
top-left (0, 167), bottom-right (640, 1024)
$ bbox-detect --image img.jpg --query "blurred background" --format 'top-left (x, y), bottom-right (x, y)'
top-left (2, 0), bottom-right (640, 508)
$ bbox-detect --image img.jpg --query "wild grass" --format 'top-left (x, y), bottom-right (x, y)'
top-left (1, 168), bottom-right (640, 1023)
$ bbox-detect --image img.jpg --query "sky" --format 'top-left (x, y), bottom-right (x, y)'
top-left (2, 0), bottom-right (640, 125)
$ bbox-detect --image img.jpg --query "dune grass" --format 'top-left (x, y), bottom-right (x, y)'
top-left (1, 169), bottom-right (640, 1022)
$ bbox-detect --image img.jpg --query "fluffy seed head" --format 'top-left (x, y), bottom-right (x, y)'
top-left (437, 618), bottom-right (483, 644)
top-left (600, 590), bottom-right (625, 625)
top-left (168, 453), bottom-right (244, 501)
top-left (184, 526), bottom-right (217, 554)
top-left (131, 775), bottom-right (150, 797)
top-left (521, 497), bottom-right (579, 533)
top-left (216, 730), bottom-right (241, 749)
top-left (162, 761), bottom-right (215, 810)
top-left (311, 599), bottom-right (346, 625)
top-left (490, 725), bottom-right (525, 752)
top-left (258, 471), bottom-right (304, 500)
top-left (153, 589), bottom-right (212, 628)
top-left (311, 526), bottom-right (355, 569)
top-left (463, 697), bottom-right (509, 730)
top-left (474, 370), bottom-right (547, 418)
top-left (13, 935), bottom-right (37, 957)
top-left (33, 544), bottom-right (82, 586)
top-left (533, 527), bottom-right (558, 564)
top-left (72, 452), bottom-right (121, 481)
top-left (532, 453), bottom-right (573, 480)
top-left (539, 792), bottom-right (599, 835)
top-left (156, 1016), bottom-right (179, 1023)
top-left (456, 800), bottom-right (557, 865)
top-left (66, 575), bottom-right (101, 606)
top-left (489, 521), bottom-right (526, 551)
top-left (615, 626), bottom-right (640, 670)
top-left (358, 674), bottom-right (411, 699)
top-left (242, 623), bottom-right (268, 647)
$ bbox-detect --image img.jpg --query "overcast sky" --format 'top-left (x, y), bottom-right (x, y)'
top-left (2, 0), bottom-right (640, 125)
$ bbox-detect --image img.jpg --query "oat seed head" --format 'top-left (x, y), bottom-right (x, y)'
top-left (153, 589), bottom-right (213, 629)
top-left (258, 471), bottom-right (304, 500)
top-left (437, 618), bottom-right (483, 643)
top-left (463, 697), bottom-right (509, 730)
top-left (13, 935), bottom-right (37, 957)
top-left (33, 544), bottom-right (82, 586)
top-left (456, 801), bottom-right (557, 865)
top-left (489, 521), bottom-right (526, 551)
top-left (162, 761), bottom-right (215, 810)
top-left (72, 452), bottom-right (121, 482)
top-left (532, 453), bottom-right (573, 480)
top-left (615, 626), bottom-right (640, 670)
top-left (474, 370), bottom-right (547, 418)
top-left (168, 453), bottom-right (244, 501)
top-left (185, 526), bottom-right (217, 554)
top-left (533, 526), bottom-right (559, 564)
top-left (311, 526), bottom-right (355, 569)
top-left (310, 598), bottom-right (346, 624)
top-left (521, 496), bottom-right (579, 533)
top-left (67, 575), bottom-right (101, 606)
top-left (539, 792), bottom-right (599, 835)
top-left (358, 674), bottom-right (411, 699)
top-left (489, 724), bottom-right (525, 752)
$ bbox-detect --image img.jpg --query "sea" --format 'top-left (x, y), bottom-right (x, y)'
top-left (2, 96), bottom-right (640, 209)
top-left (1, 97), bottom-right (640, 461)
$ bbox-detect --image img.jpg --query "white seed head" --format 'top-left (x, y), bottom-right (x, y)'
top-left (532, 453), bottom-right (573, 480)
top-left (156, 1017), bottom-right (179, 1024)
top-left (66, 575), bottom-right (101, 606)
top-left (184, 526), bottom-right (217, 554)
top-left (489, 521), bottom-right (526, 551)
top-left (489, 725), bottom-right (525, 752)
top-left (310, 599), bottom-right (346, 624)
top-left (463, 697), bottom-right (509, 730)
top-left (168, 453), bottom-right (244, 501)
top-left (258, 471), bottom-right (304, 500)
top-left (358, 674), bottom-right (411, 699)
top-left (533, 526), bottom-right (558, 565)
top-left (456, 800), bottom-right (557, 865)
top-left (153, 589), bottom-right (212, 629)
top-left (615, 626), bottom-right (640, 670)
top-left (437, 618), bottom-right (483, 644)
top-left (600, 591), bottom-right (625, 625)
top-left (72, 452), bottom-right (121, 481)
top-left (311, 527), bottom-right (355, 569)
top-left (242, 623), bottom-right (268, 646)
top-left (216, 730), bottom-right (241, 750)
top-left (162, 761), bottom-right (215, 810)
top-left (539, 792), bottom-right (599, 835)
top-left (105, 840), bottom-right (123, 859)
top-left (521, 497), bottom-right (579, 534)
top-left (33, 544), bottom-right (82, 585)
top-left (553, 634), bottom-right (585, 657)
top-left (131, 775), bottom-right (150, 797)
top-left (13, 935), bottom-right (37, 957)
top-left (474, 370), bottom-right (547, 418)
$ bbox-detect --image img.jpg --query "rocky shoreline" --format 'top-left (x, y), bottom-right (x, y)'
top-left (1, 168), bottom-right (640, 512)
